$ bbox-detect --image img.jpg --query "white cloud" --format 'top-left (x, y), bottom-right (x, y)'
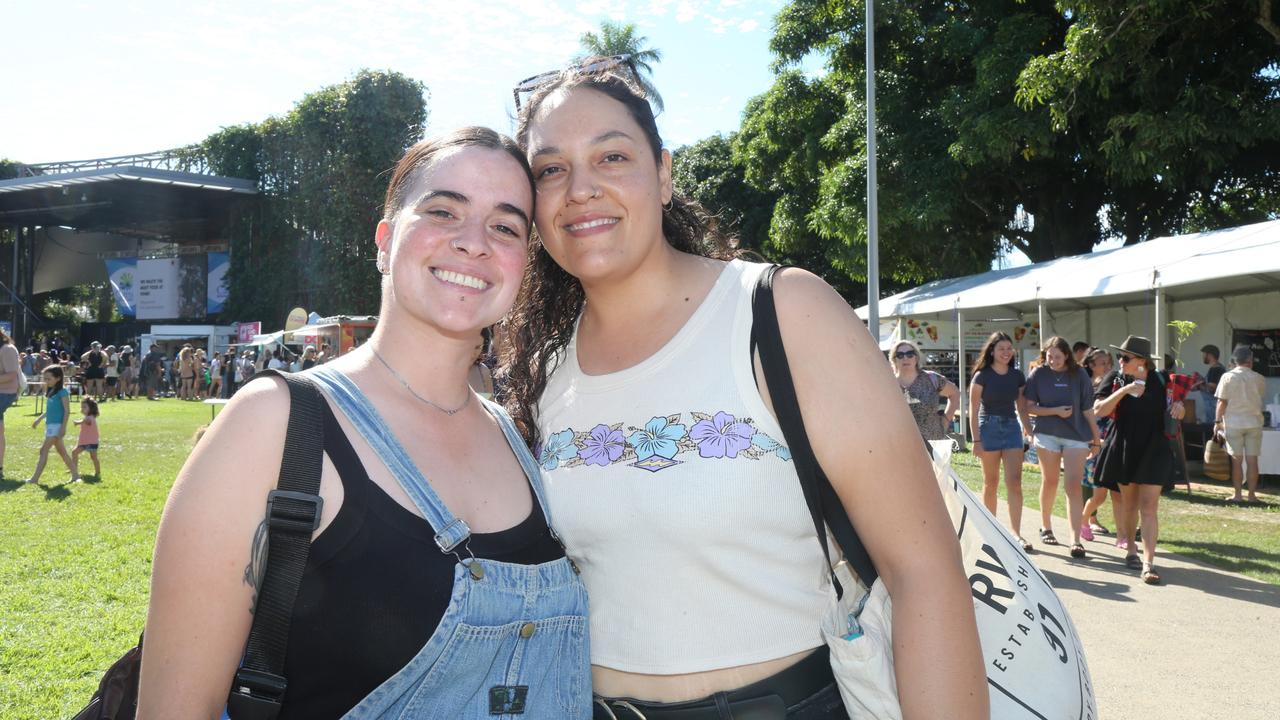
top-left (738, 19), bottom-right (758, 32)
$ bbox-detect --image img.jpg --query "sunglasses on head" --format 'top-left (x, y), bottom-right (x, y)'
top-left (513, 54), bottom-right (638, 110)
top-left (894, 350), bottom-right (917, 359)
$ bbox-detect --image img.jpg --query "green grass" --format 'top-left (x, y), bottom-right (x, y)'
top-left (0, 395), bottom-right (208, 720)
top-left (949, 450), bottom-right (1280, 587)
top-left (2, 398), bottom-right (1277, 718)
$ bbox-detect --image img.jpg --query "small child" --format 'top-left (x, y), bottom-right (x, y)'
top-left (27, 366), bottom-right (77, 484)
top-left (72, 398), bottom-right (101, 479)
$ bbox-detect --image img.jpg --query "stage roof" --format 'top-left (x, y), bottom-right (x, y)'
top-left (0, 166), bottom-right (255, 241)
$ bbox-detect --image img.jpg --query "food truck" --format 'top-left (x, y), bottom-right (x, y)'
top-left (288, 315), bottom-right (378, 356)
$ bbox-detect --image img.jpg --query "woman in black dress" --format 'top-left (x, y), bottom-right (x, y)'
top-left (1092, 336), bottom-right (1172, 584)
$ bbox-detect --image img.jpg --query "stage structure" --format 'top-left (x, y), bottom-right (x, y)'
top-left (0, 149), bottom-right (255, 341)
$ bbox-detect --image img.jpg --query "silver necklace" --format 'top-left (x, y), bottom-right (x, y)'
top-left (370, 347), bottom-right (471, 416)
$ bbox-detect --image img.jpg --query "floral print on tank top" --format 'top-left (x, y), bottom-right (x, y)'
top-left (538, 412), bottom-right (792, 473)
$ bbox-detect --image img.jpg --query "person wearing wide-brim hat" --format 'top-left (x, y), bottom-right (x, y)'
top-left (1091, 335), bottom-right (1176, 584)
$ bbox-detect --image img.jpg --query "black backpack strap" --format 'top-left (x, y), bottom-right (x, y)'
top-left (750, 265), bottom-right (879, 599)
top-left (226, 370), bottom-right (325, 720)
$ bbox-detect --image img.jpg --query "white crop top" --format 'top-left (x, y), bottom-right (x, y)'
top-left (536, 259), bottom-right (830, 673)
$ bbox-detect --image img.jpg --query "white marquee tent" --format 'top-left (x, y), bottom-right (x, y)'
top-left (857, 219), bottom-right (1280, 429)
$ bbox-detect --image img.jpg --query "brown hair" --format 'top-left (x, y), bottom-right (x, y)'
top-left (973, 332), bottom-right (1016, 373)
top-left (382, 126), bottom-right (534, 222)
top-left (1036, 336), bottom-right (1081, 375)
top-left (504, 60), bottom-right (741, 447)
top-left (1084, 347), bottom-right (1112, 375)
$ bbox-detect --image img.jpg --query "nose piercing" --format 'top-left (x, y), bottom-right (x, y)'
top-left (590, 186), bottom-right (602, 199)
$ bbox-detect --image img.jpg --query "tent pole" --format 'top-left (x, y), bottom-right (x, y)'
top-left (1038, 297), bottom-right (1046, 347)
top-left (1154, 284), bottom-right (1165, 367)
top-left (956, 305), bottom-right (967, 448)
top-left (1085, 308), bottom-right (1092, 347)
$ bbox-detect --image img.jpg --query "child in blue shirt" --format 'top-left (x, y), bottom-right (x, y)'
top-left (27, 366), bottom-right (77, 484)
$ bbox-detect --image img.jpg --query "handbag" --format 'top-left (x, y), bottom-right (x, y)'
top-left (73, 370), bottom-right (325, 720)
top-left (751, 266), bottom-right (1096, 720)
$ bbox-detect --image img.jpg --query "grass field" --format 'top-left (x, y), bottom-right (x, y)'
top-left (0, 396), bottom-right (207, 720)
top-left (948, 450), bottom-right (1280, 586)
top-left (0, 397), bottom-right (1276, 718)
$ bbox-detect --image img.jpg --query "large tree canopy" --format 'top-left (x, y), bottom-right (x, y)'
top-left (735, 0), bottom-right (1280, 293)
top-left (184, 70), bottom-right (427, 324)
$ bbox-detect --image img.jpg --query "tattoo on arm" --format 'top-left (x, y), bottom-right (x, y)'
top-left (243, 517), bottom-right (269, 615)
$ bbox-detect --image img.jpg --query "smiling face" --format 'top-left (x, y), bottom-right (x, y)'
top-left (523, 87), bottom-right (673, 286)
top-left (993, 340), bottom-right (1015, 366)
top-left (375, 146), bottom-right (533, 338)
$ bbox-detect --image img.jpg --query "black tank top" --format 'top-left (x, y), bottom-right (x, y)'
top-left (278, 402), bottom-right (565, 719)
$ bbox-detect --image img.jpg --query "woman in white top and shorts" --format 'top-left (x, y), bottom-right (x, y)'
top-left (504, 57), bottom-right (986, 720)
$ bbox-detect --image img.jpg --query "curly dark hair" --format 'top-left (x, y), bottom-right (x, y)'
top-left (504, 60), bottom-right (741, 447)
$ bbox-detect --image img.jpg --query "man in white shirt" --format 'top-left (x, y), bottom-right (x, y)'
top-left (1215, 345), bottom-right (1267, 503)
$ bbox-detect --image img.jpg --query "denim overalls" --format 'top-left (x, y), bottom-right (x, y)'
top-left (309, 366), bottom-right (591, 720)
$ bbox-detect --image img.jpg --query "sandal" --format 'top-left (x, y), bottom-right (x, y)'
top-left (1039, 528), bottom-right (1059, 546)
top-left (1125, 554), bottom-right (1142, 570)
top-left (1088, 518), bottom-right (1110, 535)
top-left (1018, 537), bottom-right (1034, 552)
top-left (1070, 543), bottom-right (1086, 559)
top-left (1142, 564), bottom-right (1161, 584)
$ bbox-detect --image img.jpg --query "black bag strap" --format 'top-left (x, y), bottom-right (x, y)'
top-left (226, 370), bottom-right (325, 720)
top-left (750, 265), bottom-right (879, 599)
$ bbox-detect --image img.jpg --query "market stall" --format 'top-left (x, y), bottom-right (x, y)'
top-left (858, 220), bottom-right (1280, 444)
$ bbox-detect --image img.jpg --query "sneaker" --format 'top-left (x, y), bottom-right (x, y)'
top-left (1080, 523), bottom-right (1094, 542)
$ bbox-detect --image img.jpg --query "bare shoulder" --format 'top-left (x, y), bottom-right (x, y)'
top-left (169, 376), bottom-right (291, 504)
top-left (770, 266), bottom-right (878, 364)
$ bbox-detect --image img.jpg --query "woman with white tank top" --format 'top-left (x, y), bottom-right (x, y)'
top-left (505, 59), bottom-right (986, 719)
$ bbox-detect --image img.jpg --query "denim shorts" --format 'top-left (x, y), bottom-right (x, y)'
top-left (1034, 433), bottom-right (1091, 453)
top-left (978, 414), bottom-right (1023, 451)
top-left (45, 423), bottom-right (62, 438)
top-left (77, 443), bottom-right (99, 451)
top-left (0, 392), bottom-right (15, 422)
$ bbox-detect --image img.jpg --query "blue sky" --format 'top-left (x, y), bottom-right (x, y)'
top-left (1, 0), bottom-right (790, 163)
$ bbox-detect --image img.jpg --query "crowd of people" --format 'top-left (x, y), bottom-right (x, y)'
top-left (11, 339), bottom-right (340, 404)
top-left (898, 332), bottom-right (1269, 587)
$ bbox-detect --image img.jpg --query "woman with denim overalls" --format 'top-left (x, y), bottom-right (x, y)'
top-left (139, 128), bottom-right (591, 719)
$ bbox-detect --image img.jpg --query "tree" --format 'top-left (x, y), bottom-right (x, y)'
top-left (187, 70), bottom-right (428, 324)
top-left (1016, 1), bottom-right (1280, 242)
top-left (673, 132), bottom-right (866, 300)
top-left (737, 0), bottom-right (1280, 294)
top-left (579, 21), bottom-right (665, 112)
top-left (672, 134), bottom-right (773, 250)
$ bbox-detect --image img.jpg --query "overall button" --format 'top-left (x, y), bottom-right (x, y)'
top-left (468, 562), bottom-right (485, 581)
top-left (519, 622), bottom-right (536, 639)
